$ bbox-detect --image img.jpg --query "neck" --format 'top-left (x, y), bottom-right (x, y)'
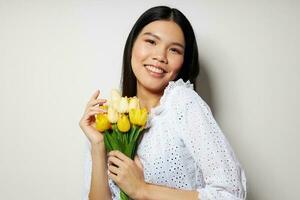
top-left (136, 83), bottom-right (163, 111)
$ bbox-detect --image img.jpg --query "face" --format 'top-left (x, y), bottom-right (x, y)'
top-left (131, 20), bottom-right (185, 94)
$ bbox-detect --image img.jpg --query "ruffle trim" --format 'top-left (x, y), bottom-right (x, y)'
top-left (145, 78), bottom-right (194, 128)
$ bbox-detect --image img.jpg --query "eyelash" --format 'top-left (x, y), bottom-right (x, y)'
top-left (145, 39), bottom-right (182, 54)
top-left (170, 48), bottom-right (181, 54)
top-left (145, 39), bottom-right (156, 45)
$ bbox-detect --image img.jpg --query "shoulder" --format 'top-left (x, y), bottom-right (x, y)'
top-left (165, 80), bottom-right (211, 114)
top-left (163, 78), bottom-right (197, 102)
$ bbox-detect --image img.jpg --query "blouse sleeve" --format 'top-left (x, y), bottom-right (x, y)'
top-left (82, 138), bottom-right (120, 200)
top-left (174, 87), bottom-right (247, 200)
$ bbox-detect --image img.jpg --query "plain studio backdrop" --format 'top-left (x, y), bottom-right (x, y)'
top-left (0, 0), bottom-right (299, 199)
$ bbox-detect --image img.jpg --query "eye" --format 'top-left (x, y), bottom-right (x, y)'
top-left (145, 39), bottom-right (156, 45)
top-left (170, 48), bottom-right (182, 54)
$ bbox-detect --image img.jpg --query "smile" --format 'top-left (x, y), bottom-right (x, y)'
top-left (144, 65), bottom-right (166, 74)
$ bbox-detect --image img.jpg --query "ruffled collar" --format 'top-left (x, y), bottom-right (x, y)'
top-left (145, 78), bottom-right (194, 128)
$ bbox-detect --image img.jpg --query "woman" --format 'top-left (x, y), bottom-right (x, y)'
top-left (79, 6), bottom-right (246, 200)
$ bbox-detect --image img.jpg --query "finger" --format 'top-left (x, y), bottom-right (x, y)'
top-left (108, 155), bottom-right (125, 168)
top-left (134, 156), bottom-right (144, 170)
top-left (83, 110), bottom-right (102, 120)
top-left (108, 163), bottom-right (120, 175)
top-left (92, 103), bottom-right (108, 110)
top-left (87, 98), bottom-right (107, 108)
top-left (108, 151), bottom-right (130, 162)
top-left (108, 170), bottom-right (118, 182)
top-left (89, 106), bottom-right (107, 113)
top-left (90, 90), bottom-right (100, 101)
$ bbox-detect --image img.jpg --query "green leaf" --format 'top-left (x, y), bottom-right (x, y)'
top-left (120, 190), bottom-right (131, 200)
top-left (111, 126), bottom-right (118, 140)
top-left (106, 131), bottom-right (120, 151)
top-left (104, 131), bottom-right (112, 152)
top-left (115, 127), bottom-right (126, 151)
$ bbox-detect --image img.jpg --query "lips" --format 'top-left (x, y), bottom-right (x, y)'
top-left (143, 64), bottom-right (166, 74)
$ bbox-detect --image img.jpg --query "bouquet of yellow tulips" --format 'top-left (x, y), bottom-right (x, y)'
top-left (95, 89), bottom-right (148, 200)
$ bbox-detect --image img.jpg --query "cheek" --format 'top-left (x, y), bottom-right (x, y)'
top-left (131, 43), bottom-right (149, 78)
top-left (132, 43), bottom-right (149, 64)
top-left (170, 56), bottom-right (184, 72)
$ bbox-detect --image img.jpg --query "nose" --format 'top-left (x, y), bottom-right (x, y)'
top-left (152, 48), bottom-right (168, 64)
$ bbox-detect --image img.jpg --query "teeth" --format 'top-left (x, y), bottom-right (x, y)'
top-left (145, 65), bottom-right (164, 74)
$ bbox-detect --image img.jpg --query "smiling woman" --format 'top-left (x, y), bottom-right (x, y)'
top-left (79, 5), bottom-right (246, 200)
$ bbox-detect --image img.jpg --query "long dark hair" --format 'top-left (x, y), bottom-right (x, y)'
top-left (121, 6), bottom-right (200, 97)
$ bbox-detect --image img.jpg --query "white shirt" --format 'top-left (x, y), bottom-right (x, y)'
top-left (83, 79), bottom-right (247, 200)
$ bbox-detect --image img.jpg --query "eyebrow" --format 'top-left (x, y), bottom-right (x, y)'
top-left (142, 32), bottom-right (185, 49)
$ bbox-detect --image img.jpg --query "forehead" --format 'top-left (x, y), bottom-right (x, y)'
top-left (138, 20), bottom-right (185, 45)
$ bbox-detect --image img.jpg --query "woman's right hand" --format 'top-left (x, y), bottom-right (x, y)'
top-left (79, 90), bottom-right (107, 146)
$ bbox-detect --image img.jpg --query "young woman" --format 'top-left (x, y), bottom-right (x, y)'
top-left (79, 6), bottom-right (246, 200)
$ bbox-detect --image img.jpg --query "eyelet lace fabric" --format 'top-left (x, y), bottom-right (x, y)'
top-left (145, 78), bottom-right (194, 128)
top-left (83, 79), bottom-right (247, 200)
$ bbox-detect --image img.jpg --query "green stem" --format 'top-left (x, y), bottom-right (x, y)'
top-left (133, 127), bottom-right (143, 142)
top-left (129, 125), bottom-right (137, 142)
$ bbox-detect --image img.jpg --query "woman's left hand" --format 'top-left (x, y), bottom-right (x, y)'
top-left (107, 150), bottom-right (146, 199)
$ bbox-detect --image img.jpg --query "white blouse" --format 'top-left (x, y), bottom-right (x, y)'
top-left (83, 79), bottom-right (247, 200)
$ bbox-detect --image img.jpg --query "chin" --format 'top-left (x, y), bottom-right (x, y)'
top-left (138, 77), bottom-right (168, 93)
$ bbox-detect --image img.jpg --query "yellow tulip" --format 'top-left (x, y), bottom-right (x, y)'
top-left (110, 89), bottom-right (121, 110)
top-left (117, 114), bottom-right (131, 132)
top-left (95, 113), bottom-right (110, 132)
top-left (107, 107), bottom-right (119, 123)
top-left (111, 100), bottom-right (120, 111)
top-left (129, 108), bottom-right (148, 126)
top-left (118, 97), bottom-right (129, 113)
top-left (128, 97), bottom-right (140, 110)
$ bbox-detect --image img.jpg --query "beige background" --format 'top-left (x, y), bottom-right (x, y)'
top-left (0, 0), bottom-right (299, 199)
